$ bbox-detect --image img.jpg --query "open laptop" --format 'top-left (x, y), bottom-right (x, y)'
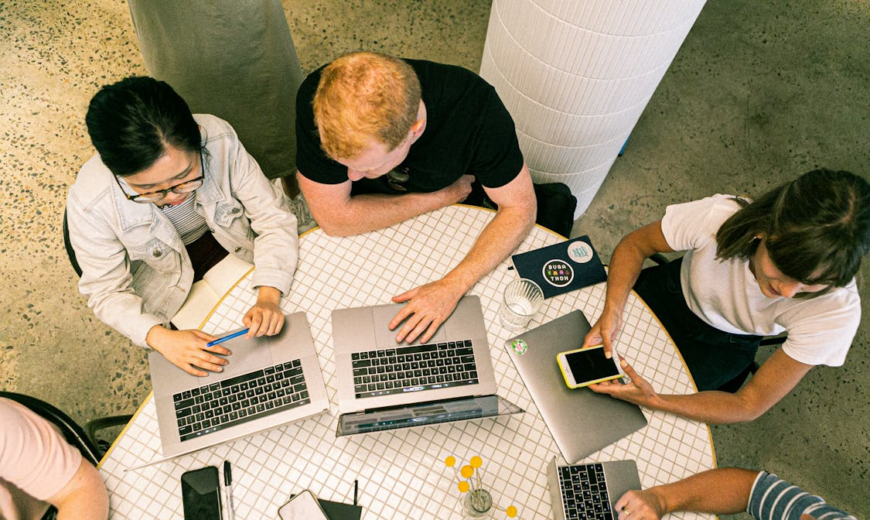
top-left (332, 296), bottom-right (523, 436)
top-left (547, 457), bottom-right (642, 520)
top-left (149, 312), bottom-right (329, 459)
top-left (505, 310), bottom-right (647, 463)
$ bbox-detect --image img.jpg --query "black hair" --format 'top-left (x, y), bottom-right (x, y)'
top-left (84, 76), bottom-right (201, 177)
top-left (717, 169), bottom-right (870, 292)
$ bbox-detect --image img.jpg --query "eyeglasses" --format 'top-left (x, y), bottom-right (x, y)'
top-left (115, 151), bottom-right (206, 203)
top-left (386, 166), bottom-right (410, 192)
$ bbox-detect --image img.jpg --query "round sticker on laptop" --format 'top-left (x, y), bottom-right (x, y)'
top-left (510, 339), bottom-right (528, 355)
top-left (542, 259), bottom-right (574, 287)
top-left (567, 241), bottom-right (594, 264)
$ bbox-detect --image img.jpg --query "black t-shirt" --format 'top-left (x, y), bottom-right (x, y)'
top-left (295, 59), bottom-right (524, 195)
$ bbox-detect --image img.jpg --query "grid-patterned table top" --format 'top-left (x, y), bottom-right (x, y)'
top-left (99, 205), bottom-right (715, 519)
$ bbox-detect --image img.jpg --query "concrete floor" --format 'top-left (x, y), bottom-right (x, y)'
top-left (1, 0), bottom-right (867, 517)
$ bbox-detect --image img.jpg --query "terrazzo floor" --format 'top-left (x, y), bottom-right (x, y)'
top-left (1, 0), bottom-right (868, 518)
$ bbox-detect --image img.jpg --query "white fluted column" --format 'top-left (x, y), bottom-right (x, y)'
top-left (480, 0), bottom-right (707, 217)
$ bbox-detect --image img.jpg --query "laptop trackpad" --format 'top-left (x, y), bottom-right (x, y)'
top-left (371, 304), bottom-right (448, 347)
top-left (149, 334), bottom-right (274, 395)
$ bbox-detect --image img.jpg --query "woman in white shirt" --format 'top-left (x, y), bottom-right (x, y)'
top-left (583, 170), bottom-right (869, 423)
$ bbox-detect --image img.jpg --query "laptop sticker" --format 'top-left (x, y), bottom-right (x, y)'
top-left (542, 259), bottom-right (574, 287)
top-left (510, 339), bottom-right (528, 355)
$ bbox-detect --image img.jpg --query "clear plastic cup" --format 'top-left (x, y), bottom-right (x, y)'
top-left (499, 279), bottom-right (544, 330)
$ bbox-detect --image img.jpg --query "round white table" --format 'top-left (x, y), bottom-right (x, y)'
top-left (98, 205), bottom-right (715, 519)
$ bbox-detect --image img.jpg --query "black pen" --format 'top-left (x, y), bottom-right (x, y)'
top-left (354, 479), bottom-right (358, 506)
top-left (223, 460), bottom-right (235, 520)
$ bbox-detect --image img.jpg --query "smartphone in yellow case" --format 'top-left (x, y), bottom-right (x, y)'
top-left (557, 345), bottom-right (625, 389)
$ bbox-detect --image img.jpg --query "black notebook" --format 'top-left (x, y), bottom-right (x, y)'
top-left (511, 235), bottom-right (607, 298)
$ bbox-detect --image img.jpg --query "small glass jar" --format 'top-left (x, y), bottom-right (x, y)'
top-left (462, 489), bottom-right (493, 518)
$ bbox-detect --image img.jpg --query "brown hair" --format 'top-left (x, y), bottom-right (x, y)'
top-left (313, 52), bottom-right (422, 160)
top-left (716, 169), bottom-right (870, 294)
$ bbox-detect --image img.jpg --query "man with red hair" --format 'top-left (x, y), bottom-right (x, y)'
top-left (296, 52), bottom-right (536, 344)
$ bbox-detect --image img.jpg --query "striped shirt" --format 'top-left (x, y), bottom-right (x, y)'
top-left (160, 192), bottom-right (208, 245)
top-left (748, 472), bottom-right (855, 520)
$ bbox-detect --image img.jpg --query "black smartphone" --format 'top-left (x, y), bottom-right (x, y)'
top-left (181, 466), bottom-right (222, 520)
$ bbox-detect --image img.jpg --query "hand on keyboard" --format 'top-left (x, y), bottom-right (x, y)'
top-left (389, 277), bottom-right (465, 344)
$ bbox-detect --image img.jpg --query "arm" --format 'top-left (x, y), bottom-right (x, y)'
top-left (67, 194), bottom-right (225, 376)
top-left (297, 170), bottom-right (473, 236)
top-left (48, 459), bottom-right (110, 520)
top-left (615, 468), bottom-right (758, 519)
top-left (226, 130), bottom-right (299, 336)
top-left (592, 348), bottom-right (813, 424)
top-left (390, 165), bottom-right (536, 343)
top-left (0, 401), bottom-right (108, 520)
top-left (582, 221), bottom-right (674, 355)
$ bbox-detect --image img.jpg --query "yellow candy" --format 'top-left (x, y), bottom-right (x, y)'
top-left (506, 505), bottom-right (518, 517)
top-left (470, 456), bottom-right (483, 468)
top-left (460, 465), bottom-right (474, 478)
top-left (445, 456), bottom-right (456, 467)
top-left (458, 481), bottom-right (470, 493)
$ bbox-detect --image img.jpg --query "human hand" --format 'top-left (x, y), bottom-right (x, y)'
top-left (389, 278), bottom-right (466, 344)
top-left (614, 489), bottom-right (666, 520)
top-left (589, 359), bottom-right (658, 407)
top-left (583, 305), bottom-right (623, 358)
top-left (146, 326), bottom-right (228, 377)
top-left (244, 286), bottom-right (285, 338)
top-left (442, 174), bottom-right (474, 204)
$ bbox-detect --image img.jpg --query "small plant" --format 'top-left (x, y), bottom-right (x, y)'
top-left (445, 455), bottom-right (518, 518)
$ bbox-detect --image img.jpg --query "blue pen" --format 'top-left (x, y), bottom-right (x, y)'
top-left (206, 328), bottom-right (250, 347)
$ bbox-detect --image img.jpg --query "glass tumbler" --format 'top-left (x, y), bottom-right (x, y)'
top-left (499, 279), bottom-right (544, 330)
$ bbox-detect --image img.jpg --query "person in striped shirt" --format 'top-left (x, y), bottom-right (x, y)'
top-left (615, 468), bottom-right (855, 520)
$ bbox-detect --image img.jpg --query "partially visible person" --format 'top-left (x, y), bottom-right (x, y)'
top-left (296, 51), bottom-right (536, 344)
top-left (127, 0), bottom-right (306, 197)
top-left (583, 170), bottom-right (869, 423)
top-left (68, 76), bottom-right (299, 377)
top-left (615, 467), bottom-right (856, 520)
top-left (0, 398), bottom-right (109, 520)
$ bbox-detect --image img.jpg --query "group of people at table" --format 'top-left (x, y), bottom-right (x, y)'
top-left (2, 51), bottom-right (866, 520)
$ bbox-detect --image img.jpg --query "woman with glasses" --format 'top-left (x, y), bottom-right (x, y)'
top-left (67, 76), bottom-right (299, 377)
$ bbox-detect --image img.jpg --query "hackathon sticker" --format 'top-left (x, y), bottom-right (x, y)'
top-left (510, 339), bottom-right (528, 355)
top-left (542, 259), bottom-right (574, 287)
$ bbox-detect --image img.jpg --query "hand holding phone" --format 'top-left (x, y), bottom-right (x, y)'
top-left (557, 345), bottom-right (625, 389)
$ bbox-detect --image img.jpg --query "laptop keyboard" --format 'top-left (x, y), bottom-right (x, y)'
top-left (351, 340), bottom-right (478, 399)
top-left (558, 463), bottom-right (614, 520)
top-left (173, 360), bottom-right (309, 442)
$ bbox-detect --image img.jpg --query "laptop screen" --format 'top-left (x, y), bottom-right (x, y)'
top-left (336, 395), bottom-right (522, 436)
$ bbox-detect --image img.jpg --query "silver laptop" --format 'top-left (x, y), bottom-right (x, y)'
top-left (505, 310), bottom-right (647, 463)
top-left (547, 457), bottom-right (641, 520)
top-left (332, 296), bottom-right (523, 434)
top-left (149, 312), bottom-right (329, 458)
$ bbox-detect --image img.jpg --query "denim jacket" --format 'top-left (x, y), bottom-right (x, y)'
top-left (67, 115), bottom-right (299, 347)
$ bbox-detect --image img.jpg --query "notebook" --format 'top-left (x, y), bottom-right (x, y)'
top-left (510, 235), bottom-right (607, 298)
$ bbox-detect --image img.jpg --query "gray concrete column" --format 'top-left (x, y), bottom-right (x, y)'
top-left (480, 0), bottom-right (706, 216)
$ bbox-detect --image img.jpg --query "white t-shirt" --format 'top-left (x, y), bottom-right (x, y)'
top-left (661, 194), bottom-right (860, 366)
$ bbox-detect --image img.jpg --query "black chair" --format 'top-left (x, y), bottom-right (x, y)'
top-left (644, 254), bottom-right (783, 393)
top-left (0, 392), bottom-right (132, 465)
top-left (63, 207), bottom-right (83, 277)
